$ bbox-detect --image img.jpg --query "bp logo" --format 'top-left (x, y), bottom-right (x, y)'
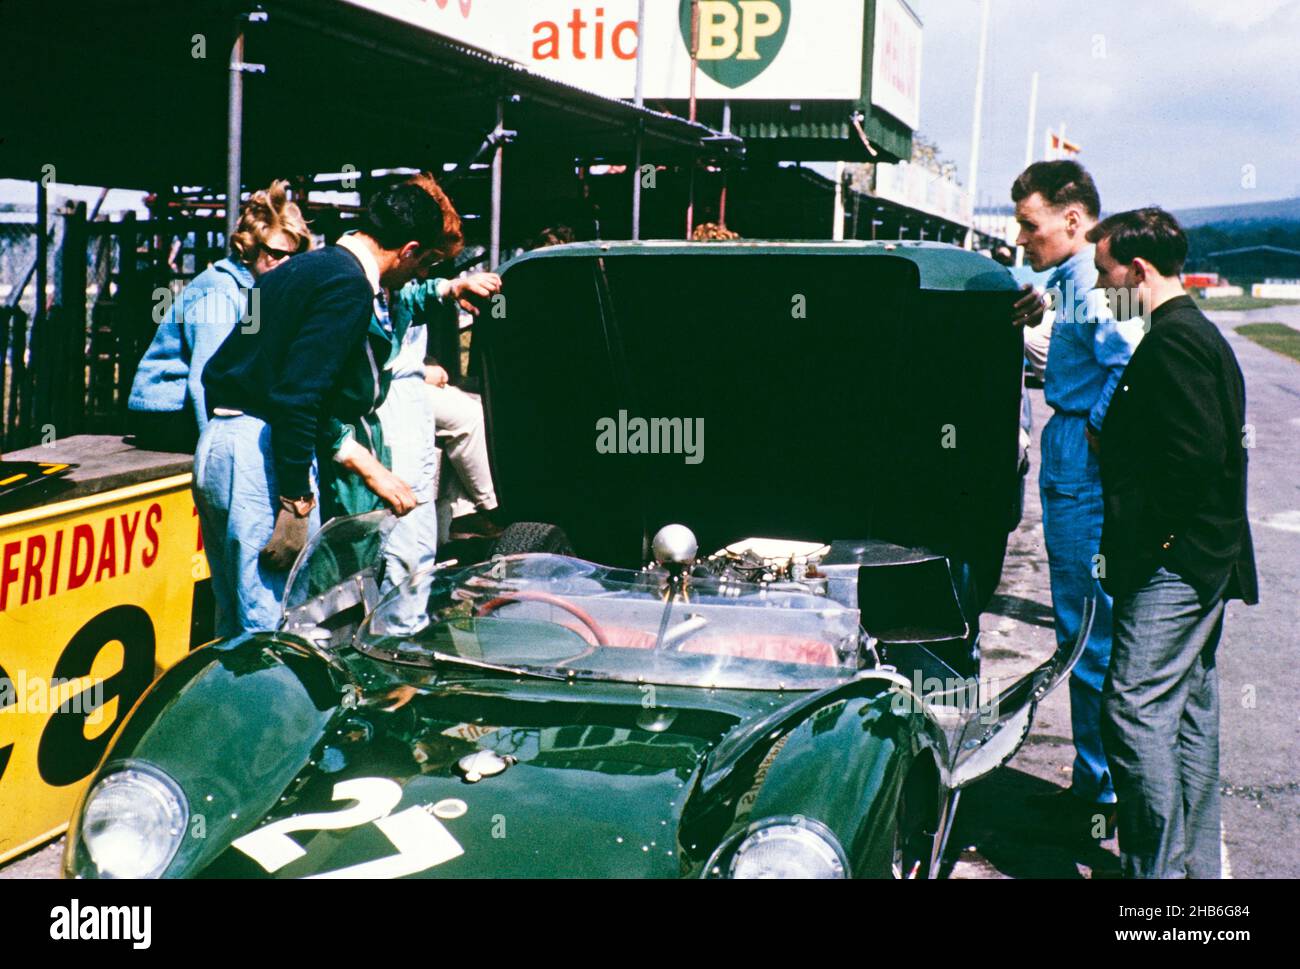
top-left (679, 0), bottom-right (790, 88)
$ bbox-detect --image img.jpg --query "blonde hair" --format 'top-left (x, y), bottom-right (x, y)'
top-left (229, 180), bottom-right (312, 265)
top-left (403, 172), bottom-right (465, 261)
top-left (691, 222), bottom-right (740, 242)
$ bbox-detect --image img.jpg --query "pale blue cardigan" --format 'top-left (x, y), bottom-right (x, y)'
top-left (127, 257), bottom-right (254, 434)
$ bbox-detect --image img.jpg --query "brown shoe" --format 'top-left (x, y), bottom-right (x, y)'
top-left (448, 511), bottom-right (504, 542)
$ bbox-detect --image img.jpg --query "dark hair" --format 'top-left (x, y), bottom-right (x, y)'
top-left (1086, 207), bottom-right (1188, 276)
top-left (1011, 160), bottom-right (1101, 219)
top-left (359, 182), bottom-right (455, 254)
top-left (403, 172), bottom-right (464, 261)
top-left (527, 225), bottom-right (575, 251)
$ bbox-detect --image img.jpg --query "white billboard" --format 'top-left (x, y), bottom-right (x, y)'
top-left (341, 0), bottom-right (867, 100)
top-left (870, 0), bottom-right (922, 130)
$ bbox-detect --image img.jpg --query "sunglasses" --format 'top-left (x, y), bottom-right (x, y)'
top-left (261, 242), bottom-right (302, 261)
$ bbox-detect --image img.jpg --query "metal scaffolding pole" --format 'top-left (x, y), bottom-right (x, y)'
top-left (226, 11), bottom-right (266, 246)
top-left (490, 97), bottom-right (505, 269)
top-left (226, 30), bottom-right (245, 246)
top-left (631, 0), bottom-right (646, 241)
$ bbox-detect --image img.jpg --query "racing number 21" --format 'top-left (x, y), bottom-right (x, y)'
top-left (231, 777), bottom-right (465, 879)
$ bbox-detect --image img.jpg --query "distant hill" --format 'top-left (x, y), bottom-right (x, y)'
top-left (1174, 197), bottom-right (1300, 228)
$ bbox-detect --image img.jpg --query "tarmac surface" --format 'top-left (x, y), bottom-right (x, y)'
top-left (3, 307), bottom-right (1296, 881)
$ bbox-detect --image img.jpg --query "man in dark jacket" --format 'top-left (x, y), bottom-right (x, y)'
top-left (197, 184), bottom-right (450, 636)
top-left (1089, 208), bottom-right (1258, 878)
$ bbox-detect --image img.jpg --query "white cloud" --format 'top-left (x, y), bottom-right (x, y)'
top-left (1184, 0), bottom-right (1295, 29)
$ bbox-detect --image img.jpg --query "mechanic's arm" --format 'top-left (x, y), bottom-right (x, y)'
top-left (444, 272), bottom-right (501, 315)
top-left (394, 277), bottom-right (446, 321)
top-left (334, 437), bottom-right (416, 515)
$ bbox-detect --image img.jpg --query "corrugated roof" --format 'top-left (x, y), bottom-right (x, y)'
top-left (0, 0), bottom-right (740, 190)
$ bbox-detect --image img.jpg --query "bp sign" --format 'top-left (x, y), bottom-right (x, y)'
top-left (343, 0), bottom-right (867, 101)
top-left (680, 0), bottom-right (790, 88)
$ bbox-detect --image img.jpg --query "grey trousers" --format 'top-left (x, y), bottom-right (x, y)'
top-left (1102, 566), bottom-right (1226, 879)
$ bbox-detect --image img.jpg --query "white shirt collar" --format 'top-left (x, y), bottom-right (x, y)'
top-left (336, 232), bottom-right (382, 295)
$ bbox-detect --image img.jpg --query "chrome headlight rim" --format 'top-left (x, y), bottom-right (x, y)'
top-left (77, 761), bottom-right (189, 880)
top-left (704, 814), bottom-right (850, 879)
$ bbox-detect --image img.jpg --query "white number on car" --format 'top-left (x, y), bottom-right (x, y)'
top-left (232, 777), bottom-right (464, 878)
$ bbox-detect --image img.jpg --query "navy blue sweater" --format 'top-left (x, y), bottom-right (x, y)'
top-left (203, 246), bottom-right (375, 498)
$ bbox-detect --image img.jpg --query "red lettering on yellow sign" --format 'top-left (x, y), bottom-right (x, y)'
top-left (0, 542), bottom-right (18, 611)
top-left (0, 502), bottom-right (168, 614)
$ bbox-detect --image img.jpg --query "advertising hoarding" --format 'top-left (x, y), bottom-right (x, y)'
top-left (870, 0), bottom-right (922, 130)
top-left (0, 476), bottom-right (209, 863)
top-left (342, 0), bottom-right (866, 100)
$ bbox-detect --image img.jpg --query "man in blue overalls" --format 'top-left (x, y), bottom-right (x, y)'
top-left (1011, 161), bottom-right (1146, 836)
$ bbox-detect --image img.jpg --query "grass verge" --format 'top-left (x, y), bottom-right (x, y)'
top-left (1235, 323), bottom-right (1300, 363)
top-left (1195, 296), bottom-right (1300, 311)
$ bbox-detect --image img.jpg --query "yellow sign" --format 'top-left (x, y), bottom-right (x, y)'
top-left (0, 474), bottom-right (209, 864)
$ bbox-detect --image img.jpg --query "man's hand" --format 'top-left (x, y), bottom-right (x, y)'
top-left (260, 503), bottom-right (313, 571)
top-left (424, 363), bottom-right (450, 387)
top-left (1012, 283), bottom-right (1047, 329)
top-left (363, 464), bottom-right (418, 516)
top-left (447, 272), bottom-right (502, 315)
top-left (337, 444), bottom-right (419, 516)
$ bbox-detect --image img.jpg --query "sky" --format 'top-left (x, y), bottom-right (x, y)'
top-left (908, 0), bottom-right (1300, 212)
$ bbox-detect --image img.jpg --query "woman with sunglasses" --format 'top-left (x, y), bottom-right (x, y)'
top-left (127, 180), bottom-right (312, 450)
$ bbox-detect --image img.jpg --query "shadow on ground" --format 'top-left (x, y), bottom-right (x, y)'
top-left (986, 594), bottom-right (1057, 630)
top-left (941, 768), bottom-right (1121, 879)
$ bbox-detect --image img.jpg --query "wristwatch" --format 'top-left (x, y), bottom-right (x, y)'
top-left (279, 495), bottom-right (316, 519)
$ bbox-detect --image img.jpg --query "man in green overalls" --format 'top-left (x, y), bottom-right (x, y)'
top-left (317, 242), bottom-right (499, 521)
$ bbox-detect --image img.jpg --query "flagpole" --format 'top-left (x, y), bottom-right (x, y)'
top-left (964, 0), bottom-right (991, 250)
top-left (1024, 72), bottom-right (1039, 168)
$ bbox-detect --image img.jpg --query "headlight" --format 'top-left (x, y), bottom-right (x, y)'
top-left (728, 816), bottom-right (848, 879)
top-left (80, 767), bottom-right (188, 879)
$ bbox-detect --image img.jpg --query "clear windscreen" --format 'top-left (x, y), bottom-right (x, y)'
top-left (357, 554), bottom-right (864, 691)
